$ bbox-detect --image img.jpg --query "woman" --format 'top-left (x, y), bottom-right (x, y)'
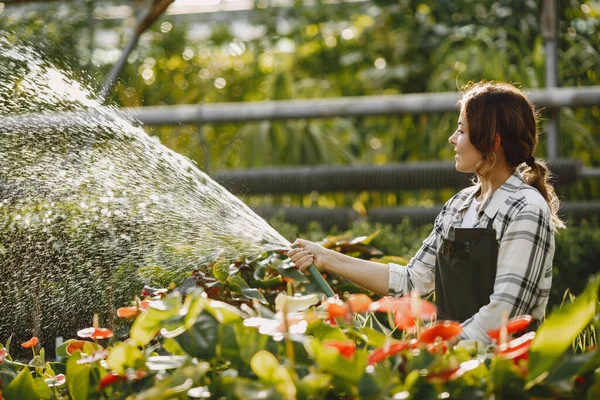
top-left (288, 81), bottom-right (565, 343)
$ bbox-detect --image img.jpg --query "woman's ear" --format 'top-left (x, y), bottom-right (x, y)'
top-left (493, 133), bottom-right (501, 151)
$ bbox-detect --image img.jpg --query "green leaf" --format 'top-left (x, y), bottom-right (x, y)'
top-left (146, 355), bottom-right (188, 371)
top-left (32, 377), bottom-right (53, 400)
top-left (308, 338), bottom-right (367, 383)
top-left (228, 275), bottom-right (250, 292)
top-left (3, 368), bottom-right (41, 400)
top-left (298, 372), bottom-right (331, 397)
top-left (250, 350), bottom-right (296, 400)
top-left (174, 311), bottom-right (219, 359)
top-left (544, 350), bottom-right (596, 391)
top-left (275, 265), bottom-right (310, 283)
top-left (28, 356), bottom-right (45, 368)
top-left (66, 352), bottom-right (92, 400)
top-left (0, 358), bottom-right (20, 389)
top-left (275, 293), bottom-right (320, 313)
top-left (182, 289), bottom-right (207, 329)
top-left (528, 274), bottom-right (600, 385)
top-left (130, 294), bottom-right (183, 346)
top-left (106, 341), bottom-right (144, 374)
top-left (241, 287), bottom-right (268, 304)
top-left (203, 299), bottom-right (243, 323)
top-left (357, 327), bottom-right (388, 347)
top-left (136, 364), bottom-right (209, 400)
top-left (213, 258), bottom-right (230, 283)
top-left (162, 338), bottom-right (188, 356)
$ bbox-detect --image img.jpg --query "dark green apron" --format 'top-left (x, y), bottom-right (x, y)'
top-left (434, 217), bottom-right (498, 322)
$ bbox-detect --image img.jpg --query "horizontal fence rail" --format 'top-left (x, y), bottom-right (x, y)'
top-left (214, 159), bottom-right (583, 195)
top-left (254, 201), bottom-right (600, 230)
top-left (3, 86), bottom-right (600, 128)
top-left (123, 86), bottom-right (600, 125)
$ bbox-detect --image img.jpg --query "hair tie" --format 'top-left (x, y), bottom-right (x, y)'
top-left (526, 156), bottom-right (535, 167)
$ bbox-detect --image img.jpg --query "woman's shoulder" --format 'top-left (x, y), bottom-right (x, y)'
top-left (440, 185), bottom-right (478, 214)
top-left (506, 180), bottom-right (551, 219)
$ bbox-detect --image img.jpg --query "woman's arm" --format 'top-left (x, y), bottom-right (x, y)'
top-left (288, 239), bottom-right (391, 296)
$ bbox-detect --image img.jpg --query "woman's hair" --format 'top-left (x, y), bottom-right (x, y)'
top-left (458, 81), bottom-right (565, 230)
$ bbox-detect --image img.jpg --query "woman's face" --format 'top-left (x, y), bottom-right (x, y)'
top-left (448, 108), bottom-right (483, 173)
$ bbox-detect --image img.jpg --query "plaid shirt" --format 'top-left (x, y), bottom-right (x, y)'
top-left (388, 171), bottom-right (555, 343)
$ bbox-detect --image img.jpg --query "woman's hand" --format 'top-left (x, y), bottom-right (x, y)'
top-left (287, 238), bottom-right (330, 273)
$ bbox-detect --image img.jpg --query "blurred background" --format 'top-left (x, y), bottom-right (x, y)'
top-left (1, 0), bottom-right (599, 309)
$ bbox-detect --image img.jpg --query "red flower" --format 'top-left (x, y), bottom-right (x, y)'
top-left (325, 298), bottom-right (350, 318)
top-left (98, 372), bottom-right (123, 390)
top-left (21, 337), bottom-right (39, 349)
top-left (347, 294), bottom-right (373, 313)
top-left (368, 340), bottom-right (417, 365)
top-left (323, 340), bottom-right (356, 359)
top-left (0, 348), bottom-right (7, 363)
top-left (370, 296), bottom-right (437, 330)
top-left (498, 331), bottom-right (536, 363)
top-left (419, 321), bottom-right (462, 344)
top-left (77, 327), bottom-right (114, 340)
top-left (487, 315), bottom-right (533, 342)
top-left (426, 341), bottom-right (449, 355)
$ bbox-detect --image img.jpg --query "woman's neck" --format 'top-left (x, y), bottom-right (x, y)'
top-left (477, 162), bottom-right (514, 201)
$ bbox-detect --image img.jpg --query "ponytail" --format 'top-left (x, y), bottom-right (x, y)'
top-left (520, 159), bottom-right (566, 231)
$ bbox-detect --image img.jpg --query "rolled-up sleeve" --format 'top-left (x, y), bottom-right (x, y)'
top-left (388, 211), bottom-right (445, 298)
top-left (460, 204), bottom-right (554, 342)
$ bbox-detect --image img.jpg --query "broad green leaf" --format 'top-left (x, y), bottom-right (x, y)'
top-left (275, 293), bottom-right (320, 313)
top-left (0, 358), bottom-right (20, 389)
top-left (544, 350), bottom-right (596, 390)
top-left (213, 258), bottom-right (230, 283)
top-left (182, 289), bottom-right (207, 329)
top-left (106, 340), bottom-right (144, 374)
top-left (233, 322), bottom-right (268, 364)
top-left (308, 338), bottom-right (367, 383)
top-left (130, 294), bottom-right (183, 346)
top-left (3, 368), bottom-right (40, 400)
top-left (32, 377), bottom-right (53, 400)
top-left (204, 300), bottom-right (243, 323)
top-left (28, 356), bottom-right (45, 368)
top-left (275, 265), bottom-right (310, 283)
top-left (357, 327), bottom-right (388, 347)
top-left (228, 275), bottom-right (250, 292)
top-left (66, 352), bottom-right (92, 400)
top-left (174, 311), bottom-right (219, 359)
top-left (146, 355), bottom-right (188, 371)
top-left (298, 372), bottom-right (331, 397)
top-left (528, 275), bottom-right (600, 384)
top-left (250, 350), bottom-right (296, 400)
top-left (241, 287), bottom-right (268, 304)
top-left (306, 322), bottom-right (347, 342)
top-left (162, 338), bottom-right (188, 356)
top-left (136, 364), bottom-right (209, 400)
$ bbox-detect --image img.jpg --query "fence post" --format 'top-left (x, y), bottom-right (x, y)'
top-left (541, 0), bottom-right (559, 160)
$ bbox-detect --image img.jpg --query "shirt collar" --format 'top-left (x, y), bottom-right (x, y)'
top-left (479, 171), bottom-right (525, 219)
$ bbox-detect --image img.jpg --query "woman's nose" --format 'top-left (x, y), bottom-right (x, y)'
top-left (448, 132), bottom-right (456, 145)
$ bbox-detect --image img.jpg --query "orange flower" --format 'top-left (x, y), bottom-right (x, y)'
top-left (0, 348), bottom-right (7, 363)
top-left (117, 307), bottom-right (141, 319)
top-left (21, 336), bottom-right (39, 349)
top-left (346, 294), bottom-right (373, 313)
